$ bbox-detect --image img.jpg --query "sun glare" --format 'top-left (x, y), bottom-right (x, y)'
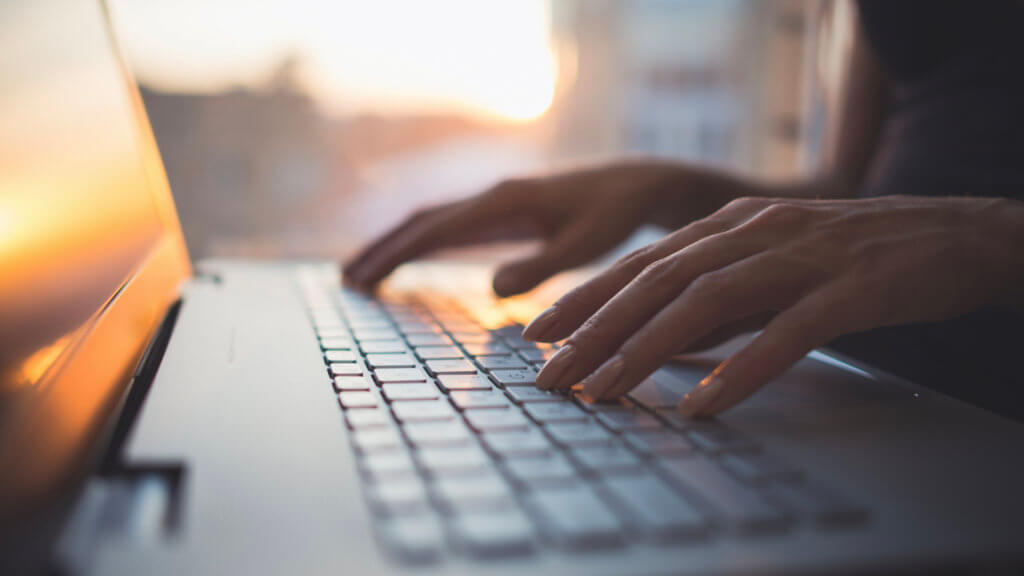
top-left (109, 0), bottom-right (558, 123)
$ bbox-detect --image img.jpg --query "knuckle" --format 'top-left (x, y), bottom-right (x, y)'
top-left (751, 203), bottom-right (812, 229)
top-left (686, 269), bottom-right (732, 302)
top-left (723, 196), bottom-right (767, 213)
top-left (615, 246), bottom-right (656, 274)
top-left (681, 216), bottom-right (725, 238)
top-left (636, 257), bottom-right (678, 289)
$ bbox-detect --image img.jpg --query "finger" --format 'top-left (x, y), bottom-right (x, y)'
top-left (344, 202), bottom-right (454, 286)
top-left (674, 312), bottom-right (774, 354)
top-left (521, 217), bottom-right (733, 341)
top-left (679, 283), bottom-right (864, 418)
top-left (522, 196), bottom-right (784, 343)
top-left (346, 186), bottom-right (533, 288)
top-left (491, 199), bottom-right (647, 297)
top-left (572, 252), bottom-right (823, 399)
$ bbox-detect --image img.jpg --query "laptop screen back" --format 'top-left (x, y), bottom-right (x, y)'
top-left (0, 0), bottom-right (190, 514)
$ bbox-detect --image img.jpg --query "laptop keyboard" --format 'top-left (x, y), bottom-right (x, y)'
top-left (298, 273), bottom-right (866, 564)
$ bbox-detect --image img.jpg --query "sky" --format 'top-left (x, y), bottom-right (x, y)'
top-left (106, 0), bottom-right (558, 122)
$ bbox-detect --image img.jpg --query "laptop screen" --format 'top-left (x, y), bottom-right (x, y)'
top-left (0, 0), bottom-right (190, 513)
top-left (1, 1), bottom-right (171, 392)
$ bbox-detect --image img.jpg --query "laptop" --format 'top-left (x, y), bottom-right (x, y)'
top-left (3, 1), bottom-right (1024, 574)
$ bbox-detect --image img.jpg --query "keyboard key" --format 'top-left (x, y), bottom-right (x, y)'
top-left (481, 429), bottom-right (553, 458)
top-left (320, 338), bottom-right (354, 350)
top-left (628, 374), bottom-right (685, 410)
top-left (449, 390), bottom-right (511, 410)
top-left (432, 472), bottom-right (514, 511)
top-left (506, 387), bottom-right (569, 404)
top-left (366, 353), bottom-right (416, 368)
top-left (545, 421), bottom-right (614, 447)
top-left (449, 509), bottom-right (535, 558)
top-left (596, 411), bottom-right (664, 433)
top-left (489, 369), bottom-right (537, 387)
top-left (624, 431), bottom-right (693, 457)
top-left (324, 349), bottom-right (357, 363)
top-left (425, 359), bottom-right (477, 375)
top-left (316, 327), bottom-right (350, 339)
top-left (345, 409), bottom-right (392, 429)
top-left (687, 426), bottom-right (758, 454)
top-left (519, 348), bottom-right (555, 363)
top-left (524, 402), bottom-right (587, 424)
top-left (374, 368), bottom-right (427, 384)
top-left (402, 421), bottom-right (472, 447)
top-left (440, 321), bottom-right (481, 333)
top-left (654, 408), bottom-right (697, 431)
top-left (574, 394), bottom-right (625, 412)
top-left (436, 374), bottom-right (493, 392)
top-left (491, 323), bottom-right (525, 337)
top-left (353, 328), bottom-right (402, 342)
top-left (352, 428), bottom-right (404, 452)
top-left (415, 346), bottom-right (464, 360)
top-left (503, 455), bottom-right (576, 486)
top-left (657, 457), bottom-right (789, 533)
top-left (381, 384), bottom-right (439, 402)
top-left (497, 335), bottom-right (532, 349)
top-left (526, 485), bottom-right (624, 549)
top-left (392, 401), bottom-right (456, 422)
top-left (406, 333), bottom-right (452, 347)
top-left (376, 515), bottom-right (444, 564)
top-left (464, 410), bottom-right (531, 432)
top-left (600, 472), bottom-right (710, 540)
top-left (367, 481), bottom-right (430, 516)
top-left (720, 453), bottom-right (803, 485)
top-left (417, 446), bottom-right (491, 475)
top-left (361, 340), bottom-right (407, 354)
top-left (396, 321), bottom-right (442, 335)
top-left (449, 331), bottom-right (494, 344)
top-left (360, 452), bottom-right (417, 480)
top-left (462, 342), bottom-right (511, 356)
top-left (570, 444), bottom-right (644, 475)
top-left (330, 362), bottom-right (363, 376)
top-left (339, 391), bottom-right (378, 409)
top-left (333, 375), bottom-right (372, 391)
top-left (348, 318), bottom-right (391, 330)
top-left (761, 480), bottom-right (867, 528)
top-left (477, 355), bottom-right (529, 371)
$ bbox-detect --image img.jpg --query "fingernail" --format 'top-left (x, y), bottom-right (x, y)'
top-left (582, 355), bottom-right (625, 399)
top-left (535, 344), bottom-right (575, 390)
top-left (522, 306), bottom-right (559, 341)
top-left (678, 375), bottom-right (725, 419)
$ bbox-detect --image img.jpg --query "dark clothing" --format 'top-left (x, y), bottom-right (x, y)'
top-left (828, 1), bottom-right (1024, 422)
top-left (859, 0), bottom-right (1024, 200)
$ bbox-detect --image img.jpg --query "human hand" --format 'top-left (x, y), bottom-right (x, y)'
top-left (344, 161), bottom-right (715, 297)
top-left (523, 195), bottom-right (1024, 418)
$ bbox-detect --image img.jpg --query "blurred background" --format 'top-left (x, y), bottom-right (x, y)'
top-left (106, 0), bottom-right (829, 261)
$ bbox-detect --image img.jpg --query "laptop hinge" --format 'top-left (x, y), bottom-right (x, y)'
top-left (100, 299), bottom-right (182, 472)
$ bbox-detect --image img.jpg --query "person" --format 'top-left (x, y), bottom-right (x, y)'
top-left (345, 0), bottom-right (1024, 420)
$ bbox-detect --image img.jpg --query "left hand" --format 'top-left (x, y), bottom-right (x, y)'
top-left (523, 195), bottom-right (1024, 418)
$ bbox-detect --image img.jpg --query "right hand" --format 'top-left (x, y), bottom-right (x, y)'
top-left (344, 161), bottom-right (713, 297)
